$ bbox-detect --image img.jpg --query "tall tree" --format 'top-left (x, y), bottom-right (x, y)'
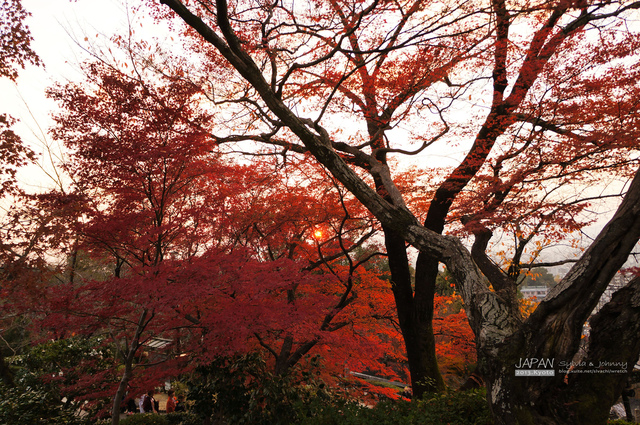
top-left (42, 49), bottom-right (411, 421)
top-left (46, 57), bottom-right (223, 423)
top-left (154, 0), bottom-right (640, 422)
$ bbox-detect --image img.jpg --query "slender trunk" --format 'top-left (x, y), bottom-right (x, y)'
top-left (273, 336), bottom-right (293, 376)
top-left (111, 310), bottom-right (148, 425)
top-left (0, 353), bottom-right (14, 387)
top-left (68, 249), bottom-right (78, 284)
top-left (399, 310), bottom-right (445, 397)
top-left (622, 390), bottom-right (634, 422)
top-left (410, 251), bottom-right (446, 396)
top-left (111, 357), bottom-right (133, 425)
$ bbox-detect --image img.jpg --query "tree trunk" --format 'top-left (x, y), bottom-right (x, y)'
top-left (384, 226), bottom-right (445, 397)
top-left (399, 310), bottom-right (445, 397)
top-left (563, 276), bottom-right (640, 424)
top-left (273, 335), bottom-right (293, 376)
top-left (111, 356), bottom-right (133, 425)
top-left (111, 310), bottom-right (148, 425)
top-left (0, 353), bottom-right (14, 387)
top-left (479, 276), bottom-right (640, 425)
top-left (474, 169), bottom-right (640, 424)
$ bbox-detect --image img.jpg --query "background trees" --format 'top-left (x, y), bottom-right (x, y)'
top-left (0, 0), bottom-right (41, 276)
top-left (8, 43), bottom-right (418, 422)
top-left (0, 0), bottom-right (41, 390)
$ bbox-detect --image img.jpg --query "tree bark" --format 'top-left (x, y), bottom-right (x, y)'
top-left (476, 169), bottom-right (640, 425)
top-left (477, 276), bottom-right (640, 425)
top-left (563, 276), bottom-right (640, 424)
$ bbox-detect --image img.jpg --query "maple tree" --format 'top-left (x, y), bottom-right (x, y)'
top-left (41, 56), bottom-right (264, 422)
top-left (44, 57), bottom-right (217, 422)
top-left (150, 0), bottom-right (640, 423)
top-left (0, 0), bottom-right (40, 81)
top-left (206, 157), bottom-right (408, 379)
top-left (35, 47), bottom-right (418, 422)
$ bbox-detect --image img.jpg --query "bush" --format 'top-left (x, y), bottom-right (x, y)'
top-left (94, 413), bottom-right (199, 425)
top-left (415, 389), bottom-right (493, 425)
top-left (165, 412), bottom-right (200, 425)
top-left (1, 337), bottom-right (117, 422)
top-left (187, 354), bottom-right (344, 425)
top-left (0, 384), bottom-right (91, 425)
top-left (185, 354), bottom-right (492, 425)
top-left (300, 389), bottom-right (492, 425)
top-left (119, 414), bottom-right (169, 425)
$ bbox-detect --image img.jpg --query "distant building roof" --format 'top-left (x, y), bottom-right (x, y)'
top-left (520, 286), bottom-right (548, 301)
top-left (144, 337), bottom-right (172, 350)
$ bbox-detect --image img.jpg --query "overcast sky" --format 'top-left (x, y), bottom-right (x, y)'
top-left (2, 0), bottom-right (635, 270)
top-left (0, 0), bottom-right (129, 191)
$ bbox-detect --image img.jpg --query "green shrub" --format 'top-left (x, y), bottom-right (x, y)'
top-left (607, 420), bottom-right (637, 425)
top-left (415, 389), bottom-right (493, 425)
top-left (187, 354), bottom-right (344, 425)
top-left (0, 384), bottom-right (91, 425)
top-left (93, 414), bottom-right (199, 425)
top-left (300, 389), bottom-right (491, 425)
top-left (111, 413), bottom-right (200, 425)
top-left (165, 412), bottom-right (200, 425)
top-left (1, 336), bottom-right (117, 422)
top-left (185, 353), bottom-right (492, 425)
top-left (119, 413), bottom-right (169, 425)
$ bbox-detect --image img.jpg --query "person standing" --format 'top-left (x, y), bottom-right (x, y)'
top-left (142, 390), bottom-right (157, 413)
top-left (166, 389), bottom-right (177, 413)
top-left (138, 393), bottom-right (146, 413)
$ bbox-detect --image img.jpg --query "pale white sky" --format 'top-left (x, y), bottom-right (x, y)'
top-left (3, 0), bottom-right (472, 192)
top-left (1, 0), bottom-right (635, 270)
top-left (1, 0), bottom-right (130, 191)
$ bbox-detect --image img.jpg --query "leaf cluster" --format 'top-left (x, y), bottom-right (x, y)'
top-left (0, 0), bottom-right (41, 81)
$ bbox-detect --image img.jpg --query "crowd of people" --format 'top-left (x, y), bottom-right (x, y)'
top-left (123, 389), bottom-right (187, 415)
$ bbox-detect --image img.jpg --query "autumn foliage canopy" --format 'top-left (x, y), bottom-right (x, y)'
top-left (2, 0), bottom-right (640, 424)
